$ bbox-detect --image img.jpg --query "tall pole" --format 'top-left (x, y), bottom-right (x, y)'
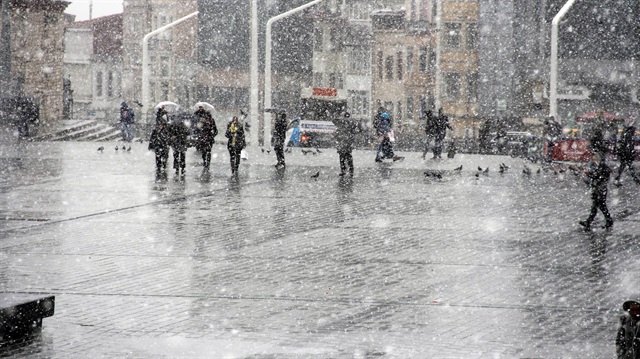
top-left (434, 0), bottom-right (442, 111)
top-left (549, 0), bottom-right (577, 122)
top-left (250, 0), bottom-right (259, 146)
top-left (264, 0), bottom-right (324, 148)
top-left (141, 11), bottom-right (198, 122)
top-left (1, 0), bottom-right (12, 98)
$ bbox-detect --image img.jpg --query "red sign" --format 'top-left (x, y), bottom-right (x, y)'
top-left (312, 87), bottom-right (337, 97)
top-left (551, 139), bottom-right (591, 162)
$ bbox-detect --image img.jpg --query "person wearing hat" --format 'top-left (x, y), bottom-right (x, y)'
top-left (616, 299), bottom-right (640, 358)
top-left (579, 152), bottom-right (613, 231)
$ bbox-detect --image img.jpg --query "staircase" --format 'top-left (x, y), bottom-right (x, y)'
top-left (32, 120), bottom-right (123, 142)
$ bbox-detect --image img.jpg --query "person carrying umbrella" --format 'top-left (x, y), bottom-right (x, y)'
top-left (194, 105), bottom-right (218, 170)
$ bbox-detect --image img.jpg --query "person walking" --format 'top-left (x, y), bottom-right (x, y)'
top-left (579, 152), bottom-right (613, 231)
top-left (616, 299), bottom-right (640, 359)
top-left (589, 128), bottom-right (608, 158)
top-left (119, 102), bottom-right (135, 142)
top-left (148, 120), bottom-right (171, 175)
top-left (432, 108), bottom-right (452, 159)
top-left (225, 116), bottom-right (246, 175)
top-left (194, 105), bottom-right (218, 170)
top-left (169, 115), bottom-right (190, 177)
top-left (615, 121), bottom-right (639, 186)
top-left (374, 112), bottom-right (399, 162)
top-left (272, 112), bottom-right (288, 169)
top-left (332, 112), bottom-right (361, 177)
top-left (421, 109), bottom-right (435, 160)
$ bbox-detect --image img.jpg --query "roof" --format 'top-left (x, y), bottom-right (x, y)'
top-left (67, 14), bottom-right (123, 57)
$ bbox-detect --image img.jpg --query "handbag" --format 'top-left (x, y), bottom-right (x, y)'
top-left (388, 130), bottom-right (395, 143)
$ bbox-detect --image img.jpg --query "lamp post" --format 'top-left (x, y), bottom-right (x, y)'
top-left (263, 0), bottom-right (324, 147)
top-left (549, 0), bottom-right (577, 121)
top-left (250, 0), bottom-right (259, 146)
top-left (434, 0), bottom-right (442, 111)
top-left (1, 0), bottom-right (12, 98)
top-left (141, 11), bottom-right (198, 122)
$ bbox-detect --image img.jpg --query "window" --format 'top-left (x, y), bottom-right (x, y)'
top-left (467, 23), bottom-right (477, 49)
top-left (329, 28), bottom-right (342, 52)
top-left (160, 56), bottom-right (170, 77)
top-left (406, 96), bottom-right (414, 120)
top-left (397, 101), bottom-right (402, 122)
top-left (419, 47), bottom-right (428, 72)
top-left (107, 71), bottom-right (113, 97)
top-left (197, 86), bottom-right (209, 101)
top-left (313, 72), bottom-right (323, 87)
top-left (337, 72), bottom-right (344, 89)
top-left (212, 87), bottom-right (234, 108)
top-left (377, 51), bottom-right (384, 79)
top-left (161, 82), bottom-right (169, 101)
top-left (96, 71), bottom-right (103, 97)
top-left (406, 47), bottom-right (414, 73)
top-left (149, 81), bottom-right (156, 104)
top-left (329, 73), bottom-right (336, 88)
top-left (444, 72), bottom-right (461, 100)
top-left (385, 56), bottom-right (393, 80)
top-left (314, 28), bottom-right (323, 52)
top-left (428, 47), bottom-right (437, 74)
top-left (396, 52), bottom-right (403, 81)
top-left (444, 23), bottom-right (461, 49)
top-left (348, 47), bottom-right (371, 75)
top-left (348, 90), bottom-right (369, 116)
top-left (467, 73), bottom-right (478, 103)
top-left (235, 87), bottom-right (249, 108)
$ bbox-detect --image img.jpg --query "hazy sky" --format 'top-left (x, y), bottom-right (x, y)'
top-left (66, 0), bottom-right (124, 22)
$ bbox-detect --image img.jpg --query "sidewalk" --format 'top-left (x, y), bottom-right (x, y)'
top-left (1, 141), bottom-right (639, 358)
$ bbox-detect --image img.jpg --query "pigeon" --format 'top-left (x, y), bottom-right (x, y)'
top-left (310, 171), bottom-right (320, 179)
top-left (315, 148), bottom-right (322, 154)
top-left (135, 138), bottom-right (144, 143)
top-left (261, 148), bottom-right (265, 153)
top-left (453, 165), bottom-right (463, 171)
top-left (115, 146), bottom-right (119, 151)
top-left (499, 163), bottom-right (509, 173)
top-left (424, 170), bottom-right (443, 179)
top-left (483, 167), bottom-right (489, 175)
top-left (133, 100), bottom-right (144, 107)
top-left (127, 146), bottom-right (131, 152)
top-left (523, 165), bottom-right (532, 176)
top-left (536, 168), bottom-right (541, 174)
top-left (477, 166), bottom-right (483, 172)
top-left (266, 149), bottom-right (271, 154)
top-left (97, 146), bottom-right (104, 152)
top-left (302, 149), bottom-right (311, 155)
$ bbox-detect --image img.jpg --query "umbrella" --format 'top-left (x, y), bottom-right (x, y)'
top-left (154, 101), bottom-right (180, 111)
top-left (194, 102), bottom-right (215, 112)
top-left (576, 110), bottom-right (624, 123)
top-left (288, 117), bottom-right (301, 130)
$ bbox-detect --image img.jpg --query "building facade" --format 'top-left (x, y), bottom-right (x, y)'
top-left (1, 0), bottom-right (71, 129)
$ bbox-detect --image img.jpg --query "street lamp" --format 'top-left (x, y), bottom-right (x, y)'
top-left (549, 0), bottom-right (577, 121)
top-left (263, 0), bottom-right (324, 148)
top-left (141, 11), bottom-right (198, 122)
top-left (250, 0), bottom-right (259, 146)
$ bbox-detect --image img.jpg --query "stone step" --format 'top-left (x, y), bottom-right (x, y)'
top-left (0, 293), bottom-right (55, 348)
top-left (31, 120), bottom-right (96, 141)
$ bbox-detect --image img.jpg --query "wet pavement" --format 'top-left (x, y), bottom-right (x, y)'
top-left (1, 139), bottom-right (639, 358)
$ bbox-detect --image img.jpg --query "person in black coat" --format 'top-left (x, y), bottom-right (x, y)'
top-left (194, 106), bottom-right (218, 170)
top-left (169, 117), bottom-right (190, 176)
top-left (589, 128), bottom-right (608, 158)
top-left (579, 152), bottom-right (613, 231)
top-left (272, 113), bottom-right (288, 169)
top-left (432, 108), bottom-right (452, 159)
top-left (332, 112), bottom-right (362, 177)
top-left (421, 109), bottom-right (435, 159)
top-left (616, 299), bottom-right (640, 359)
top-left (225, 116), bottom-right (246, 175)
top-left (148, 121), bottom-right (171, 174)
top-left (615, 124), bottom-right (639, 185)
top-left (156, 106), bottom-right (168, 125)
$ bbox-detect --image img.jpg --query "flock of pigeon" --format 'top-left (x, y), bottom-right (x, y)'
top-left (423, 161), bottom-right (585, 181)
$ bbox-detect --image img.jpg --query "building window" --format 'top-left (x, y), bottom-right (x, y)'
top-left (444, 23), bottom-right (461, 49)
top-left (443, 72), bottom-right (461, 100)
top-left (406, 96), bottom-right (414, 120)
top-left (397, 101), bottom-right (402, 123)
top-left (329, 73), bottom-right (336, 88)
top-left (347, 47), bottom-right (371, 75)
top-left (406, 47), bottom-right (414, 73)
top-left (149, 81), bottom-right (156, 104)
top-left (329, 28), bottom-right (342, 52)
top-left (314, 72), bottom-right (323, 87)
top-left (385, 56), bottom-right (393, 80)
top-left (107, 71), bottom-right (113, 97)
top-left (96, 71), bottom-right (103, 97)
top-left (160, 56), bottom-right (170, 77)
top-left (314, 28), bottom-right (323, 52)
top-left (348, 90), bottom-right (369, 116)
top-left (428, 47), bottom-right (437, 74)
top-left (467, 73), bottom-right (478, 103)
top-left (337, 72), bottom-right (344, 89)
top-left (236, 87), bottom-right (249, 108)
top-left (419, 47), bottom-right (428, 72)
top-left (161, 82), bottom-right (169, 101)
top-left (212, 87), bottom-right (233, 108)
top-left (396, 51), bottom-right (403, 81)
top-left (377, 51), bottom-right (384, 79)
top-left (467, 23), bottom-right (478, 50)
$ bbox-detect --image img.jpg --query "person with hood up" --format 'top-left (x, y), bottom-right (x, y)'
top-left (169, 115), bottom-right (190, 177)
top-left (272, 112), bottom-right (288, 169)
top-left (120, 102), bottom-right (135, 142)
top-left (225, 116), bottom-right (246, 175)
top-left (579, 152), bottom-right (613, 231)
top-left (332, 111), bottom-right (362, 177)
top-left (374, 112), bottom-right (403, 163)
top-left (614, 120), bottom-right (639, 186)
top-left (194, 105), bottom-right (218, 170)
top-left (616, 298), bottom-right (640, 359)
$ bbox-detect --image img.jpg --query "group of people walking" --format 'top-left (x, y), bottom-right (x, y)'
top-left (148, 104), bottom-right (247, 177)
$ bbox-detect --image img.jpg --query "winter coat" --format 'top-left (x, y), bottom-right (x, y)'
top-left (423, 110), bottom-right (435, 136)
top-left (332, 116), bottom-right (362, 152)
top-left (148, 124), bottom-right (171, 151)
top-left (120, 105), bottom-right (134, 124)
top-left (617, 126), bottom-right (637, 162)
top-left (589, 130), bottom-right (608, 156)
top-left (225, 121), bottom-right (246, 150)
top-left (195, 109), bottom-right (218, 150)
top-left (586, 160), bottom-right (611, 197)
top-left (169, 120), bottom-right (190, 152)
top-left (272, 116), bottom-right (288, 148)
top-left (616, 314), bottom-right (640, 359)
top-left (156, 108), bottom-right (169, 125)
top-left (434, 114), bottom-right (452, 141)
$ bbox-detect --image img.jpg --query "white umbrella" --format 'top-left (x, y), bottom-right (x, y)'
top-left (154, 101), bottom-right (180, 111)
top-left (194, 102), bottom-right (215, 112)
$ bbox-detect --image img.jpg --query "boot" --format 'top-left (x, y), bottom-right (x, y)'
top-left (578, 220), bottom-right (591, 232)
